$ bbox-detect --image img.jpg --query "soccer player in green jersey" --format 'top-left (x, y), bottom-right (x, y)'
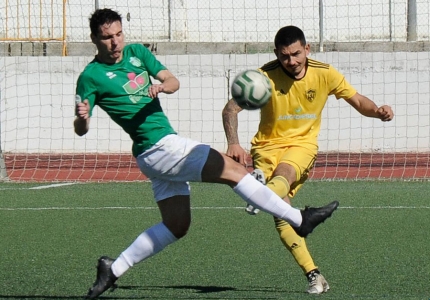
top-left (75, 10), bottom-right (340, 299)
top-left (223, 25), bottom-right (394, 294)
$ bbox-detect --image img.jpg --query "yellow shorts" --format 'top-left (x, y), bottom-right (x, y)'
top-left (251, 142), bottom-right (317, 198)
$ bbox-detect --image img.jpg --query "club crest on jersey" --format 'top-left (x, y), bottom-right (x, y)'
top-left (306, 89), bottom-right (316, 102)
top-left (129, 57), bottom-right (142, 67)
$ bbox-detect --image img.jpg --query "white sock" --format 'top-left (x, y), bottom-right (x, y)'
top-left (234, 173), bottom-right (302, 227)
top-left (111, 222), bottom-right (177, 277)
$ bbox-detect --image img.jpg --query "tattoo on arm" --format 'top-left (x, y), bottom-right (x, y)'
top-left (222, 100), bottom-right (242, 145)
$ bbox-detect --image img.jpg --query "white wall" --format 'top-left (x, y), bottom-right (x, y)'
top-left (1, 51), bottom-right (429, 154)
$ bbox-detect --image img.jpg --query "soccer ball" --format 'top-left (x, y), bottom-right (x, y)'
top-left (231, 70), bottom-right (272, 110)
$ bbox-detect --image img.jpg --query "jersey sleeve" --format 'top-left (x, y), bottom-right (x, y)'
top-left (328, 65), bottom-right (357, 100)
top-left (135, 44), bottom-right (167, 77)
top-left (76, 71), bottom-right (97, 117)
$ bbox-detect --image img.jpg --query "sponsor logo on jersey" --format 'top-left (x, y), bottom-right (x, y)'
top-left (278, 106), bottom-right (316, 120)
top-left (106, 72), bottom-right (116, 79)
top-left (122, 71), bottom-right (150, 103)
top-left (277, 114), bottom-right (317, 120)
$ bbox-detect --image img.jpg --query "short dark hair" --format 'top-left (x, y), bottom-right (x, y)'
top-left (89, 8), bottom-right (122, 36)
top-left (274, 26), bottom-right (306, 49)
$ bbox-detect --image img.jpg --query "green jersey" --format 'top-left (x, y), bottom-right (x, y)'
top-left (76, 44), bottom-right (176, 157)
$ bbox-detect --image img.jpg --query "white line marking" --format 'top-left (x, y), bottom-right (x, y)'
top-left (0, 182), bottom-right (79, 190)
top-left (340, 206), bottom-right (430, 209)
top-left (0, 206), bottom-right (158, 211)
top-left (0, 206), bottom-right (429, 211)
top-left (28, 183), bottom-right (79, 189)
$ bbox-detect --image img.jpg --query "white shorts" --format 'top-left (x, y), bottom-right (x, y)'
top-left (136, 134), bottom-right (211, 201)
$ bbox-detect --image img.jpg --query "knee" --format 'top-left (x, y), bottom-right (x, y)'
top-left (164, 220), bottom-right (191, 239)
top-left (202, 149), bottom-right (248, 185)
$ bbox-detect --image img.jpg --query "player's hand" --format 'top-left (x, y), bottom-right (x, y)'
top-left (148, 84), bottom-right (164, 98)
top-left (226, 144), bottom-right (248, 166)
top-left (76, 99), bottom-right (90, 120)
top-left (377, 105), bottom-right (394, 122)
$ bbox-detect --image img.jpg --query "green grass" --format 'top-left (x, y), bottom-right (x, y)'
top-left (0, 181), bottom-right (429, 299)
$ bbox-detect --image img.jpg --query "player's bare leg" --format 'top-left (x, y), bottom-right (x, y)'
top-left (85, 195), bottom-right (189, 299)
top-left (201, 149), bottom-right (338, 237)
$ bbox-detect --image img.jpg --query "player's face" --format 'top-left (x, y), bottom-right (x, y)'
top-left (274, 41), bottom-right (310, 79)
top-left (91, 20), bottom-right (125, 64)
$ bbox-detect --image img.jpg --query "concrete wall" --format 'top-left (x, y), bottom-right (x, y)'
top-left (1, 49), bottom-right (429, 154)
top-left (3, 41), bottom-right (430, 57)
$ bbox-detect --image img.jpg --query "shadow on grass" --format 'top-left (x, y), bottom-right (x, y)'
top-left (0, 297), bottom-right (87, 299)
top-left (119, 284), bottom-right (297, 298)
top-left (121, 284), bottom-right (236, 293)
top-left (0, 284), bottom-right (300, 299)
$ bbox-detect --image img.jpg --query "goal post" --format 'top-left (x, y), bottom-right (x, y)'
top-left (0, 149), bottom-right (7, 180)
top-left (0, 75), bottom-right (7, 181)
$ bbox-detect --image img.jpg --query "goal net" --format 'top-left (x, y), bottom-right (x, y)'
top-left (1, 0), bottom-right (429, 182)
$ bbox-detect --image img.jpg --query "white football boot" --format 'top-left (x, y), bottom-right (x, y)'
top-left (245, 169), bottom-right (266, 215)
top-left (306, 270), bottom-right (330, 294)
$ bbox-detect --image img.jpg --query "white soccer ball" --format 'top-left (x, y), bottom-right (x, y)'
top-left (231, 70), bottom-right (272, 110)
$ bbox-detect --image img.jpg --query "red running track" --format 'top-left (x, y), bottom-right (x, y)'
top-left (3, 152), bottom-right (430, 182)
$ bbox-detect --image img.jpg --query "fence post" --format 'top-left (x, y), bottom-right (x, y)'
top-left (0, 87), bottom-right (7, 180)
top-left (0, 150), bottom-right (7, 180)
top-left (407, 0), bottom-right (417, 41)
top-left (319, 0), bottom-right (324, 52)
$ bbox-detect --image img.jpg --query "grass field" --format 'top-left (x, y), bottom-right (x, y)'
top-left (0, 180), bottom-right (429, 300)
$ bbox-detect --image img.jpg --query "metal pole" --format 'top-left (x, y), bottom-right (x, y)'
top-left (168, 0), bottom-right (172, 41)
top-left (319, 0), bottom-right (324, 52)
top-left (95, 0), bottom-right (99, 10)
top-left (389, 0), bottom-right (392, 41)
top-left (62, 0), bottom-right (67, 56)
top-left (0, 82), bottom-right (8, 180)
top-left (407, 0), bottom-right (417, 41)
top-left (0, 150), bottom-right (7, 180)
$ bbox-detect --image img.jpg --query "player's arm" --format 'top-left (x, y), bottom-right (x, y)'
top-left (345, 93), bottom-right (394, 122)
top-left (74, 99), bottom-right (91, 136)
top-left (222, 99), bottom-right (248, 165)
top-left (148, 69), bottom-right (180, 98)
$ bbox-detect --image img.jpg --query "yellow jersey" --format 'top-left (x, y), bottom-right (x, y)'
top-left (252, 58), bottom-right (357, 148)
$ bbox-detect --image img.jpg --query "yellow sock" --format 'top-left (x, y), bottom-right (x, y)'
top-left (266, 176), bottom-right (290, 199)
top-left (275, 218), bottom-right (318, 274)
top-left (266, 176), bottom-right (317, 274)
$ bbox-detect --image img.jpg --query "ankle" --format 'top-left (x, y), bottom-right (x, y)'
top-left (306, 269), bottom-right (320, 278)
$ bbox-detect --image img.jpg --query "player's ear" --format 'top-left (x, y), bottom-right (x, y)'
top-left (90, 33), bottom-right (96, 44)
top-left (305, 44), bottom-right (310, 56)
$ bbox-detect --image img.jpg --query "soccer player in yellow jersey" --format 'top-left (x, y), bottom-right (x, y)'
top-left (222, 25), bottom-right (394, 294)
